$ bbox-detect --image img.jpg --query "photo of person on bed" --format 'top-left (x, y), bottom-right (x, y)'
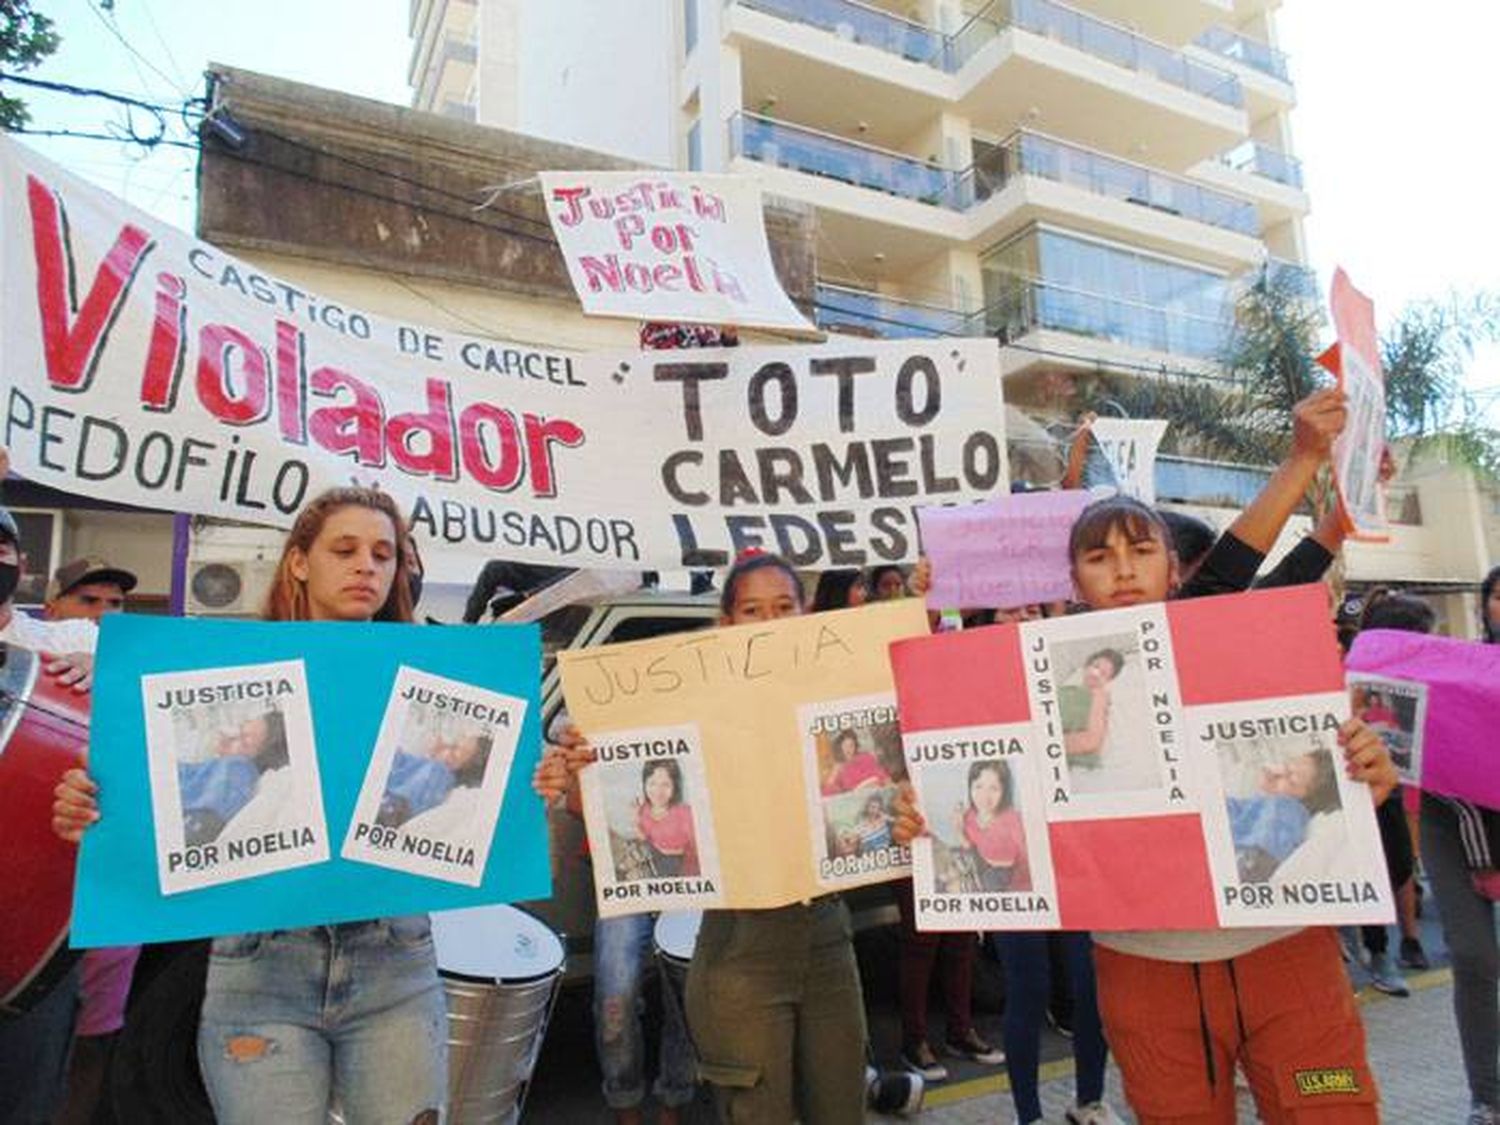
top-left (1223, 738), bottom-right (1344, 883)
top-left (179, 709), bottom-right (290, 847)
top-left (375, 726), bottom-right (494, 830)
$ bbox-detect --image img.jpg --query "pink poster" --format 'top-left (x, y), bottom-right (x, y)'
top-left (1346, 630), bottom-right (1500, 809)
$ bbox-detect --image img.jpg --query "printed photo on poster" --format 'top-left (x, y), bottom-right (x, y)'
top-left (342, 667), bottom-right (526, 887)
top-left (1195, 695), bottom-right (1390, 926)
top-left (580, 724), bottom-right (724, 916)
top-left (1349, 673), bottom-right (1427, 784)
top-left (904, 724), bottom-right (1057, 930)
top-left (141, 660), bottom-right (327, 895)
top-left (801, 694), bottom-right (911, 891)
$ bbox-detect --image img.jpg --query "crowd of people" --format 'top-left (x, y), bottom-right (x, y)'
top-left (1, 378), bottom-right (1496, 1125)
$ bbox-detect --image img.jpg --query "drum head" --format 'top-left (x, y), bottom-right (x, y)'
top-left (652, 910), bottom-right (703, 963)
top-left (432, 904), bottom-right (564, 984)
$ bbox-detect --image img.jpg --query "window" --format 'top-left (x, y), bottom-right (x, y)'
top-left (683, 0), bottom-right (698, 53)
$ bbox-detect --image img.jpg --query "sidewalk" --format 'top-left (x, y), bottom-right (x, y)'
top-left (916, 967), bottom-right (1464, 1124)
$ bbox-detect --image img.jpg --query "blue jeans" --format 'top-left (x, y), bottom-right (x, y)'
top-left (197, 918), bottom-right (448, 1125)
top-left (0, 962), bottom-right (79, 1125)
top-left (994, 932), bottom-right (1107, 1124)
top-left (594, 913), bottom-right (697, 1110)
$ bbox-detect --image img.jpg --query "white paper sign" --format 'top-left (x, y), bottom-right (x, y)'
top-left (580, 723), bottom-right (726, 917)
top-left (141, 660), bottom-right (327, 894)
top-left (1349, 673), bottom-right (1429, 786)
top-left (799, 693), bottom-right (912, 893)
top-left (341, 666), bottom-right (526, 886)
top-left (538, 171), bottom-right (815, 333)
top-left (1088, 418), bottom-right (1168, 503)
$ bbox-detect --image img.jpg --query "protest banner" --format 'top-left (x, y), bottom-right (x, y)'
top-left (917, 490), bottom-right (1095, 611)
top-left (538, 171), bottom-right (814, 334)
top-left (891, 585), bottom-right (1393, 931)
top-left (1347, 629), bottom-right (1500, 809)
top-left (561, 599), bottom-right (927, 916)
top-left (1317, 269), bottom-right (1389, 541)
top-left (0, 137), bottom-right (1004, 570)
top-left (1087, 418), bottom-right (1168, 503)
top-left (72, 616), bottom-right (546, 946)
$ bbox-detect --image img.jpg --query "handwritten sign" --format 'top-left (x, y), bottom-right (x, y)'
top-left (560, 599), bottom-right (928, 914)
top-left (918, 491), bottom-right (1095, 610)
top-left (539, 171), bottom-right (815, 333)
top-left (892, 586), bottom-right (1393, 931)
top-left (1088, 419), bottom-right (1168, 503)
top-left (1347, 629), bottom-right (1500, 809)
top-left (1317, 269), bottom-right (1389, 541)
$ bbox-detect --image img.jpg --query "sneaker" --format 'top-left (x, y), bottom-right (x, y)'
top-left (944, 1028), bottom-right (1005, 1066)
top-left (868, 1069), bottom-right (925, 1116)
top-left (901, 1042), bottom-right (949, 1083)
top-left (1399, 936), bottom-right (1430, 971)
top-left (1467, 1103), bottom-right (1500, 1125)
top-left (1367, 952), bottom-right (1410, 997)
top-left (1066, 1101), bottom-right (1126, 1125)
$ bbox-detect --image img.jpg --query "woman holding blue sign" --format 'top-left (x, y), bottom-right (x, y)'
top-left (53, 487), bottom-right (448, 1125)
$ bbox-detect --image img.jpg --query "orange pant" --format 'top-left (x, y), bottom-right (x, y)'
top-left (1095, 928), bottom-right (1378, 1124)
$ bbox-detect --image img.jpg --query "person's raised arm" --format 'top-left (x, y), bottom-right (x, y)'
top-left (1224, 388), bottom-right (1346, 555)
top-left (1060, 413), bottom-right (1098, 491)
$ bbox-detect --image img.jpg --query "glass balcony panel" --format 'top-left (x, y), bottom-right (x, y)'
top-left (735, 0), bottom-right (947, 67)
top-left (1194, 26), bottom-right (1290, 83)
top-left (815, 283), bottom-right (969, 338)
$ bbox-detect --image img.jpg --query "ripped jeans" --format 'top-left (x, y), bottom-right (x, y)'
top-left (197, 918), bottom-right (448, 1125)
top-left (595, 912), bottom-right (698, 1110)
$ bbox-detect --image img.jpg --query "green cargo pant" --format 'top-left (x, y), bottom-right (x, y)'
top-left (685, 897), bottom-right (867, 1125)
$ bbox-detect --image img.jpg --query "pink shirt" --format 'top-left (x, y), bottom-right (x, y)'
top-left (822, 751), bottom-right (892, 796)
top-left (637, 802), bottom-right (699, 874)
top-left (77, 946), bottom-right (142, 1036)
top-left (963, 808), bottom-right (1031, 891)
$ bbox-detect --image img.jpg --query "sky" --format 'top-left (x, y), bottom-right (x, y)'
top-left (8, 0), bottom-right (1499, 410)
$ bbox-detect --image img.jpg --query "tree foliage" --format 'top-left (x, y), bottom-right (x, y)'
top-left (0, 1), bottom-right (61, 131)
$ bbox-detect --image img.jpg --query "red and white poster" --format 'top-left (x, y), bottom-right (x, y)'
top-left (538, 171), bottom-right (815, 334)
top-left (1317, 269), bottom-right (1389, 541)
top-left (890, 585), bottom-right (1393, 932)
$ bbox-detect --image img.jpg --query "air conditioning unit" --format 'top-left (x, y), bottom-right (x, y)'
top-left (185, 559), bottom-right (278, 617)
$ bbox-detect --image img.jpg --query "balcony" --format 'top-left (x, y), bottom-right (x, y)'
top-left (1194, 26), bottom-right (1289, 83)
top-left (1219, 140), bottom-right (1302, 190)
top-left (965, 131), bottom-right (1259, 236)
top-left (985, 276), bottom-right (1231, 361)
top-left (815, 283), bottom-right (973, 338)
top-left (734, 0), bottom-right (946, 69)
top-left (952, 0), bottom-right (1243, 108)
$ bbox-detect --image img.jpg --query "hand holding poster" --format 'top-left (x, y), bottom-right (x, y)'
top-left (1086, 418), bottom-right (1168, 503)
top-left (917, 490), bottom-right (1094, 610)
top-left (560, 599), bottom-right (928, 917)
top-left (0, 139), bottom-right (1004, 570)
top-left (73, 616), bottom-right (548, 946)
top-left (891, 586), bottom-right (1393, 932)
top-left (1317, 269), bottom-right (1389, 541)
top-left (1347, 629), bottom-right (1500, 809)
top-left (538, 171), bottom-right (815, 333)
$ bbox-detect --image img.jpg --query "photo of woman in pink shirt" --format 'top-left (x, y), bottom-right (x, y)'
top-left (821, 727), bottom-right (893, 795)
top-left (954, 760), bottom-right (1030, 893)
top-left (633, 759), bottom-right (700, 878)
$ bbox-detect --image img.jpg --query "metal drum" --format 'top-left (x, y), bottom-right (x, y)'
top-left (651, 909), bottom-right (703, 1014)
top-left (432, 904), bottom-right (565, 1124)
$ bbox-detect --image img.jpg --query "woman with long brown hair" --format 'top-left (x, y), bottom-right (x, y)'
top-left (53, 487), bottom-right (447, 1125)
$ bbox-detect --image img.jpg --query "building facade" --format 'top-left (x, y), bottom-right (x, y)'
top-left (409, 0), bottom-right (1493, 632)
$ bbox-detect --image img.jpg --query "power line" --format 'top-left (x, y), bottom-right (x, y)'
top-left (7, 126), bottom-right (198, 150)
top-left (0, 71), bottom-right (193, 117)
top-left (86, 0), bottom-right (190, 98)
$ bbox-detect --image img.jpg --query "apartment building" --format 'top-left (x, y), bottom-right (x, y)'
top-left (408, 0), bottom-right (1492, 631)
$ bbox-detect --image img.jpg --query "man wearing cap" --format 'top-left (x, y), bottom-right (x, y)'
top-left (0, 508), bottom-right (96, 674)
top-left (46, 558), bottom-right (137, 624)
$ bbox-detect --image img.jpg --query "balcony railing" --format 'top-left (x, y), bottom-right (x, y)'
top-left (1194, 26), bottom-right (1290, 83)
top-left (1220, 140), bottom-right (1303, 189)
top-left (734, 0), bottom-right (947, 68)
top-left (985, 276), bottom-right (1231, 360)
top-left (960, 132), bottom-right (1258, 235)
top-left (815, 283), bottom-right (973, 337)
top-left (1156, 455), bottom-right (1272, 509)
top-left (730, 0), bottom-right (1244, 108)
top-left (951, 0), bottom-right (1243, 107)
top-left (729, 112), bottom-right (961, 206)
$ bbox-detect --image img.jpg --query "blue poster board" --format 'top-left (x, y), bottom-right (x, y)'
top-left (72, 616), bottom-right (548, 946)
